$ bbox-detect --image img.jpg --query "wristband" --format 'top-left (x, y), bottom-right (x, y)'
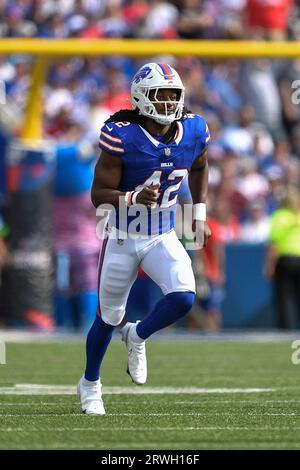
top-left (193, 203), bottom-right (206, 221)
top-left (132, 190), bottom-right (141, 205)
top-left (124, 191), bottom-right (134, 207)
top-left (125, 189), bottom-right (142, 206)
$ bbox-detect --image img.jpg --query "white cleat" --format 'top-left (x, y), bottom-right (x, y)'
top-left (77, 376), bottom-right (105, 416)
top-left (121, 321), bottom-right (147, 385)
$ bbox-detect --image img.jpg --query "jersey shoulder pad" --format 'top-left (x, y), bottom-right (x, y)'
top-left (99, 121), bottom-right (126, 156)
top-left (183, 113), bottom-right (210, 144)
top-left (193, 114), bottom-right (210, 147)
top-left (183, 113), bottom-right (210, 156)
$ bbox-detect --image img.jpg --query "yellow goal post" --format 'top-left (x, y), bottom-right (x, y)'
top-left (1, 38), bottom-right (300, 141)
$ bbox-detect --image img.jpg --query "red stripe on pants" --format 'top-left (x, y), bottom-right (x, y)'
top-left (96, 236), bottom-right (109, 317)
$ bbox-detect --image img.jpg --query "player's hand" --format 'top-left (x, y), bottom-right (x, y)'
top-left (136, 184), bottom-right (160, 208)
top-left (192, 220), bottom-right (211, 249)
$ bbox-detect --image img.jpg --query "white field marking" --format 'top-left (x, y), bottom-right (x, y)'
top-left (1, 400), bottom-right (283, 406)
top-left (24, 443), bottom-right (300, 451)
top-left (0, 399), bottom-right (298, 407)
top-left (2, 426), bottom-right (300, 432)
top-left (0, 414), bottom-right (84, 417)
top-left (174, 399), bottom-right (300, 404)
top-left (0, 403), bottom-right (79, 406)
top-left (31, 444), bottom-right (105, 450)
top-left (16, 443), bottom-right (300, 451)
top-left (3, 412), bottom-right (298, 417)
top-left (0, 405), bottom-right (299, 417)
top-left (105, 412), bottom-right (300, 417)
top-left (0, 384), bottom-right (275, 395)
top-left (0, 328), bottom-right (299, 343)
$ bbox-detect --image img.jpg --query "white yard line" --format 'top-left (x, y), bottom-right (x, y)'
top-left (0, 329), bottom-right (299, 343)
top-left (0, 414), bottom-right (84, 417)
top-left (1, 426), bottom-right (300, 432)
top-left (0, 384), bottom-right (275, 395)
top-left (1, 412), bottom-right (299, 417)
top-left (0, 403), bottom-right (78, 406)
top-left (175, 399), bottom-right (300, 404)
top-left (2, 399), bottom-right (299, 406)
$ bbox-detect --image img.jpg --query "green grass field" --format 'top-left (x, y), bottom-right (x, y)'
top-left (0, 337), bottom-right (300, 450)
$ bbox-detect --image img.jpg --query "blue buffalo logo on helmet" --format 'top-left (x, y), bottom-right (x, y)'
top-left (133, 66), bottom-right (152, 84)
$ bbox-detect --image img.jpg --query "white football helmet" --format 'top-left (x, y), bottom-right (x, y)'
top-left (131, 63), bottom-right (185, 125)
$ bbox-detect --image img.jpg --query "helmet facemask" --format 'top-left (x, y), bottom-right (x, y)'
top-left (131, 63), bottom-right (185, 125)
top-left (140, 87), bottom-right (184, 125)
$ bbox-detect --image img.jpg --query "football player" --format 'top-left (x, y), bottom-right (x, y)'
top-left (78, 62), bottom-right (211, 415)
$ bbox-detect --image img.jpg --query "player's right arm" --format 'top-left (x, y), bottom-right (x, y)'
top-left (91, 149), bottom-right (123, 208)
top-left (91, 149), bottom-right (159, 209)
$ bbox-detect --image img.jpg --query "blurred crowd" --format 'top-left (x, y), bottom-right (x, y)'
top-left (0, 0), bottom-right (298, 40)
top-left (1, 0), bottom-right (300, 330)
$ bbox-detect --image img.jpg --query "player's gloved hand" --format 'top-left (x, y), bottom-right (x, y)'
top-left (136, 184), bottom-right (160, 209)
top-left (192, 220), bottom-right (211, 249)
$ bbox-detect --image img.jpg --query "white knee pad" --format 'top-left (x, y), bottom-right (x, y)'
top-left (100, 305), bottom-right (126, 326)
top-left (103, 261), bottom-right (132, 295)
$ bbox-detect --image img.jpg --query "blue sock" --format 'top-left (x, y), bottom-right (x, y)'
top-left (136, 291), bottom-right (195, 339)
top-left (84, 316), bottom-right (114, 381)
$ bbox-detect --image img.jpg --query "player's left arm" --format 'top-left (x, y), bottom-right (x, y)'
top-left (188, 148), bottom-right (211, 247)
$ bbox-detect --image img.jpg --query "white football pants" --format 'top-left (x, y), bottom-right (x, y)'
top-left (97, 228), bottom-right (195, 326)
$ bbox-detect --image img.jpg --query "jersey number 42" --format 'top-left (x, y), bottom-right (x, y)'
top-left (135, 169), bottom-right (188, 208)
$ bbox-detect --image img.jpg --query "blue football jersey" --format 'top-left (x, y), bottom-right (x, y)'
top-left (98, 114), bottom-right (210, 235)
